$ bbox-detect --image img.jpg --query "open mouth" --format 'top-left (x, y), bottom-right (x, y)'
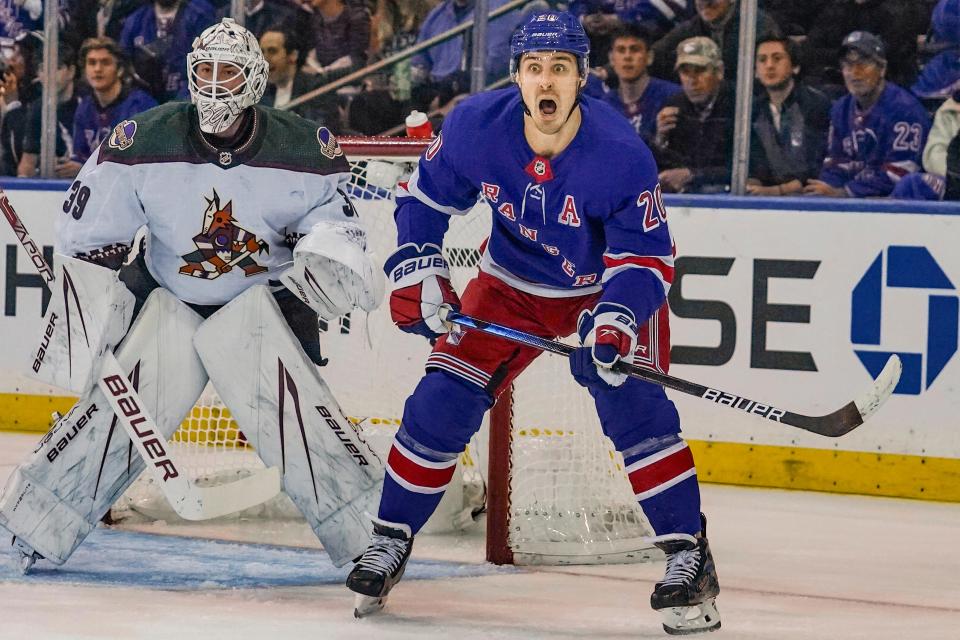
top-left (539, 99), bottom-right (558, 116)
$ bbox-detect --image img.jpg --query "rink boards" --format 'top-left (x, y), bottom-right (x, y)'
top-left (1, 182), bottom-right (958, 501)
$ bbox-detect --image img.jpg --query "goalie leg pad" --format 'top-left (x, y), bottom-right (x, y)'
top-left (0, 289), bottom-right (208, 564)
top-left (29, 254), bottom-right (136, 394)
top-left (193, 284), bottom-right (384, 567)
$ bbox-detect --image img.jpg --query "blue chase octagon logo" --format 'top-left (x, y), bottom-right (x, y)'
top-left (851, 246), bottom-right (958, 395)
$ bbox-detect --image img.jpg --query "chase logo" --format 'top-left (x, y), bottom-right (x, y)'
top-left (851, 246), bottom-right (958, 395)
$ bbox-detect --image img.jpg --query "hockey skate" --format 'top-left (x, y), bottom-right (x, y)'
top-left (650, 515), bottom-right (721, 635)
top-left (11, 536), bottom-right (43, 575)
top-left (345, 518), bottom-right (414, 618)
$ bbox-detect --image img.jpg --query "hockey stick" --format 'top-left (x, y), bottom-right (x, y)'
top-left (439, 307), bottom-right (901, 437)
top-left (1, 190), bottom-right (282, 520)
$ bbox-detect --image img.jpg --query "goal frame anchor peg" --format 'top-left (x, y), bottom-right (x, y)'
top-left (438, 305), bottom-right (901, 437)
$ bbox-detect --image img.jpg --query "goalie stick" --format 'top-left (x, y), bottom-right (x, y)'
top-left (1, 190), bottom-right (282, 520)
top-left (439, 307), bottom-right (901, 437)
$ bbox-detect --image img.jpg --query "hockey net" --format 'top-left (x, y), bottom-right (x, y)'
top-left (114, 137), bottom-right (657, 566)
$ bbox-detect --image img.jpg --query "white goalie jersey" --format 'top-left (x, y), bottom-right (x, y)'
top-left (56, 101), bottom-right (369, 307)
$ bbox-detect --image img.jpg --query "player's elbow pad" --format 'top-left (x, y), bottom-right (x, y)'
top-left (280, 220), bottom-right (385, 320)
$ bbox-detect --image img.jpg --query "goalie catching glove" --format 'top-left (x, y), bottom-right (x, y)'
top-left (383, 243), bottom-right (460, 339)
top-left (280, 220), bottom-right (384, 320)
top-left (570, 302), bottom-right (638, 391)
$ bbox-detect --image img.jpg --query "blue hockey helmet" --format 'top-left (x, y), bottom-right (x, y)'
top-left (509, 11), bottom-right (591, 79)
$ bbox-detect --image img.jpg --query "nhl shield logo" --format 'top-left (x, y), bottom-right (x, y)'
top-left (107, 120), bottom-right (137, 150)
top-left (534, 160), bottom-right (546, 176)
top-left (219, 151), bottom-right (233, 166)
top-left (317, 127), bottom-right (344, 159)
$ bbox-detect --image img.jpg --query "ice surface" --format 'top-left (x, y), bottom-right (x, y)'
top-left (1, 432), bottom-right (958, 640)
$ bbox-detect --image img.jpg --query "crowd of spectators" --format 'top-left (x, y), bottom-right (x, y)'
top-left (0, 0), bottom-right (957, 201)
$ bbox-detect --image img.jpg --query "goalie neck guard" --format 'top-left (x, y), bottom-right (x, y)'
top-left (509, 11), bottom-right (590, 80)
top-left (187, 18), bottom-right (268, 135)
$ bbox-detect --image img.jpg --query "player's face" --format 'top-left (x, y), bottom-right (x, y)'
top-left (755, 41), bottom-right (794, 91)
top-left (609, 37), bottom-right (651, 83)
top-left (194, 60), bottom-right (246, 96)
top-left (841, 52), bottom-right (885, 99)
top-left (517, 52), bottom-right (584, 135)
top-left (84, 49), bottom-right (122, 92)
top-left (678, 63), bottom-right (721, 105)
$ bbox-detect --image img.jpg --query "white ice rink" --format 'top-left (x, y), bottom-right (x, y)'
top-left (1, 431), bottom-right (958, 640)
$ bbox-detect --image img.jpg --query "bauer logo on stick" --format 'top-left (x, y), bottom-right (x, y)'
top-left (108, 120), bottom-right (137, 150)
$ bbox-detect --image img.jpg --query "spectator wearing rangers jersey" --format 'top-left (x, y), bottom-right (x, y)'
top-left (72, 38), bottom-right (158, 164)
top-left (601, 23), bottom-right (681, 146)
top-left (804, 31), bottom-right (930, 198)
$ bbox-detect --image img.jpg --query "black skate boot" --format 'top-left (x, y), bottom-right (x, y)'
top-left (650, 515), bottom-right (720, 635)
top-left (345, 517), bottom-right (414, 618)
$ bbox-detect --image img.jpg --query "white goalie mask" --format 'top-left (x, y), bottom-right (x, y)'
top-left (187, 18), bottom-right (268, 134)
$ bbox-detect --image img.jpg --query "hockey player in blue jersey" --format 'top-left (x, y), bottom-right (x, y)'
top-left (346, 11), bottom-right (721, 635)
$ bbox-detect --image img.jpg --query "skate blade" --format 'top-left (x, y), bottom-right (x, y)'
top-left (660, 598), bottom-right (721, 635)
top-left (354, 593), bottom-right (386, 618)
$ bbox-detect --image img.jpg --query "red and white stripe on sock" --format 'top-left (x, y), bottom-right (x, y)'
top-left (625, 441), bottom-right (696, 501)
top-left (386, 439), bottom-right (458, 494)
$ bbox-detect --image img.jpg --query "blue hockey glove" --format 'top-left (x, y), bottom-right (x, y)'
top-left (570, 302), bottom-right (638, 391)
top-left (383, 243), bottom-right (461, 340)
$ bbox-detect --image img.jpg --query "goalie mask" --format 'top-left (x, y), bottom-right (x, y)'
top-left (187, 18), bottom-right (268, 134)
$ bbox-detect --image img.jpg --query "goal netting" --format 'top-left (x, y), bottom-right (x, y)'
top-left (113, 137), bottom-right (658, 566)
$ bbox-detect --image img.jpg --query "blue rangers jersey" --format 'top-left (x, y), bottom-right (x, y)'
top-left (820, 82), bottom-right (931, 197)
top-left (72, 87), bottom-right (157, 163)
top-left (395, 88), bottom-right (674, 325)
top-left (602, 77), bottom-right (681, 145)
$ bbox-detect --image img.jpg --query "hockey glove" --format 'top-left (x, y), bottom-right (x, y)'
top-left (570, 302), bottom-right (638, 391)
top-left (383, 243), bottom-right (461, 340)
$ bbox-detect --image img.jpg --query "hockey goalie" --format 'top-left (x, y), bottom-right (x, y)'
top-left (0, 18), bottom-right (385, 573)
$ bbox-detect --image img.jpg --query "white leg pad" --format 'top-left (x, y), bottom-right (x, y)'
top-left (193, 285), bottom-right (384, 567)
top-left (0, 289), bottom-right (208, 564)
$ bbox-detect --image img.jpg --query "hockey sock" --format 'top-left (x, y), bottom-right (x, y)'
top-left (378, 371), bottom-right (491, 533)
top-left (622, 434), bottom-right (702, 536)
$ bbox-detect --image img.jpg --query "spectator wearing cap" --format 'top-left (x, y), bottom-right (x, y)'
top-left (653, 36), bottom-right (735, 193)
top-left (746, 34), bottom-right (831, 196)
top-left (804, 31), bottom-right (931, 198)
top-left (650, 0), bottom-right (780, 82)
top-left (804, 0), bottom-right (927, 91)
top-left (601, 23), bottom-right (681, 146)
top-left (72, 37), bottom-right (158, 164)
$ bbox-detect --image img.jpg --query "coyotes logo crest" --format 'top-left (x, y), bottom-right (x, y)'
top-left (179, 189), bottom-right (269, 279)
